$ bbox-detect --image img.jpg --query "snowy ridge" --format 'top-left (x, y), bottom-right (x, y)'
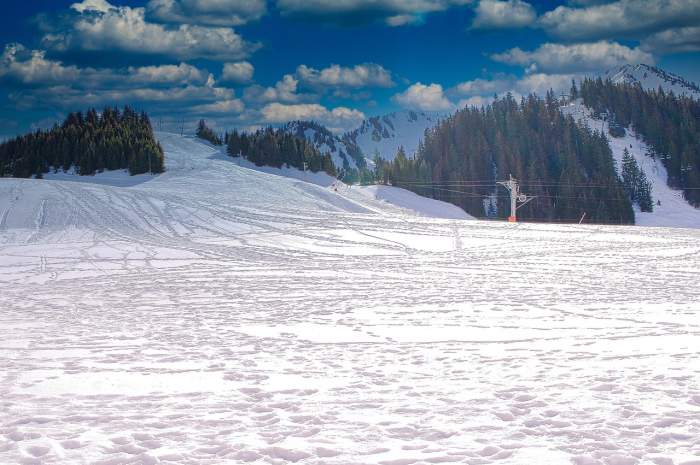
top-left (281, 111), bottom-right (445, 172)
top-left (282, 120), bottom-right (364, 173)
top-left (346, 110), bottom-right (444, 162)
top-left (562, 100), bottom-right (700, 228)
top-left (2, 133), bottom-right (700, 465)
top-left (605, 64), bottom-right (700, 99)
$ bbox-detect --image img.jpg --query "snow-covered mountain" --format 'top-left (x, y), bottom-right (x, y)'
top-left (605, 63), bottom-right (700, 99)
top-left (283, 111), bottom-right (445, 171)
top-left (346, 110), bottom-right (444, 162)
top-left (282, 120), bottom-right (365, 173)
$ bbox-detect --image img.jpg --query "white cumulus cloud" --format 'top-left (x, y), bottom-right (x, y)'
top-left (146, 0), bottom-right (267, 26)
top-left (70, 0), bottom-right (114, 13)
top-left (491, 41), bottom-right (654, 74)
top-left (392, 82), bottom-right (454, 111)
top-left (221, 62), bottom-right (254, 84)
top-left (453, 76), bottom-right (515, 96)
top-left (296, 63), bottom-right (394, 89)
top-left (1, 44), bottom-right (211, 88)
top-left (260, 103), bottom-right (365, 133)
top-left (192, 98), bottom-right (245, 114)
top-left (538, 0), bottom-right (700, 40)
top-left (44, 0), bottom-right (260, 61)
top-left (1, 44), bottom-right (81, 85)
top-left (276, 0), bottom-right (471, 26)
top-left (471, 0), bottom-right (536, 29)
top-left (641, 26), bottom-right (700, 53)
top-left (243, 75), bottom-right (302, 104)
top-left (127, 63), bottom-right (210, 86)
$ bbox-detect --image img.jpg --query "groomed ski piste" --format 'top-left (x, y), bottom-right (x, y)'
top-left (1, 133), bottom-right (700, 465)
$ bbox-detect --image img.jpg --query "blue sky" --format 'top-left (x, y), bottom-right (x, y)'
top-left (1, 0), bottom-right (699, 137)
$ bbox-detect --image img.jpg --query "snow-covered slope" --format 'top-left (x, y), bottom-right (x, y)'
top-left (346, 110), bottom-right (444, 162)
top-left (0, 133), bottom-right (469, 243)
top-left (605, 63), bottom-right (700, 99)
top-left (353, 184), bottom-right (472, 220)
top-left (562, 100), bottom-right (700, 228)
top-left (2, 134), bottom-right (700, 465)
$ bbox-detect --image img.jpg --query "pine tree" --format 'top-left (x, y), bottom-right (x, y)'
top-left (621, 148), bottom-right (639, 199)
top-left (570, 80), bottom-right (579, 101)
top-left (637, 170), bottom-right (654, 212)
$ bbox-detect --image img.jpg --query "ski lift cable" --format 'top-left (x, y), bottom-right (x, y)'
top-left (389, 179), bottom-right (638, 188)
top-left (423, 185), bottom-right (634, 202)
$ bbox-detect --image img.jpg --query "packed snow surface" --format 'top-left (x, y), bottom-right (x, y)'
top-left (2, 134), bottom-right (700, 465)
top-left (354, 185), bottom-right (472, 220)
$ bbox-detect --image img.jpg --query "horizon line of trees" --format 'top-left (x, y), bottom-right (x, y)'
top-left (0, 106), bottom-right (165, 178)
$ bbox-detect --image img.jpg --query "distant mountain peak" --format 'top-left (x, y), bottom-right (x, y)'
top-left (605, 63), bottom-right (700, 98)
top-left (345, 110), bottom-right (445, 161)
top-left (281, 120), bottom-right (365, 173)
top-left (282, 111), bottom-right (446, 174)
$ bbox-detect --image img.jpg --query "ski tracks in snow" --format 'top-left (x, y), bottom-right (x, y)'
top-left (1, 134), bottom-right (699, 465)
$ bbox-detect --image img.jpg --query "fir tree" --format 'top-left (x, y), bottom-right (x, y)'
top-left (621, 148), bottom-right (640, 199)
top-left (637, 170), bottom-right (654, 212)
top-left (570, 80), bottom-right (579, 101)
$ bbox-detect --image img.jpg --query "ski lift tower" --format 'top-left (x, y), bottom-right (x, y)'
top-left (497, 174), bottom-right (536, 223)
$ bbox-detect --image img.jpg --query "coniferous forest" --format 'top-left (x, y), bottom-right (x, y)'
top-left (196, 120), bottom-right (223, 146)
top-left (226, 127), bottom-right (337, 177)
top-left (374, 93), bottom-right (635, 224)
top-left (0, 107), bottom-right (165, 178)
top-left (580, 78), bottom-right (700, 206)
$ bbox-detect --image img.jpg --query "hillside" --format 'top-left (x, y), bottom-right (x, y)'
top-left (579, 77), bottom-right (700, 206)
top-left (0, 133), bottom-right (469, 241)
top-left (353, 66), bottom-right (700, 227)
top-left (375, 93), bottom-right (636, 224)
top-left (562, 101), bottom-right (700, 228)
top-left (2, 133), bottom-right (700, 465)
